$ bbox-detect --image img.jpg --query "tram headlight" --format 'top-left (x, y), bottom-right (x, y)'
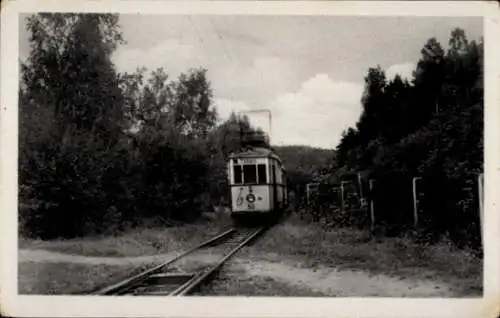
top-left (246, 194), bottom-right (256, 203)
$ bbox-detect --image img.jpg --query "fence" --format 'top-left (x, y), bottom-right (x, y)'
top-left (305, 173), bottom-right (484, 248)
top-left (306, 175), bottom-right (369, 227)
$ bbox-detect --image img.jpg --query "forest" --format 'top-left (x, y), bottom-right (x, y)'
top-left (18, 13), bottom-right (330, 238)
top-left (312, 28), bottom-right (483, 250)
top-left (19, 13), bottom-right (483, 251)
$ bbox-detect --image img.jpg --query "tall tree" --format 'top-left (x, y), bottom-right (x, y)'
top-left (19, 13), bottom-right (127, 238)
top-left (21, 13), bottom-right (125, 147)
top-left (171, 68), bottom-right (217, 139)
top-left (357, 65), bottom-right (387, 143)
top-left (324, 28), bottom-right (484, 248)
top-left (411, 37), bottom-right (446, 122)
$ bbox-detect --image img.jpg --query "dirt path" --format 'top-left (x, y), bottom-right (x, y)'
top-left (227, 258), bottom-right (457, 297)
top-left (19, 248), bottom-right (457, 297)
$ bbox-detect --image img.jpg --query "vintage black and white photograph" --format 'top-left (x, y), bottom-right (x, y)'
top-left (2, 1), bottom-right (500, 317)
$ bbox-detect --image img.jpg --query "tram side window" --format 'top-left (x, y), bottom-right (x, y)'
top-left (257, 164), bottom-right (267, 184)
top-left (233, 165), bottom-right (242, 184)
top-left (275, 164), bottom-right (282, 184)
top-left (243, 165), bottom-right (257, 184)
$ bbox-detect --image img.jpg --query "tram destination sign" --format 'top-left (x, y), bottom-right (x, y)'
top-left (237, 158), bottom-right (267, 164)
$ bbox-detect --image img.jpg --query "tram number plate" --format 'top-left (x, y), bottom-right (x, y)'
top-left (248, 203), bottom-right (255, 209)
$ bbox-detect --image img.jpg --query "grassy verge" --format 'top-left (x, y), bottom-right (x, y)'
top-left (19, 215), bottom-right (233, 257)
top-left (18, 215), bottom-right (233, 295)
top-left (239, 215), bottom-right (482, 296)
top-left (17, 213), bottom-right (482, 296)
top-left (18, 262), bottom-right (153, 294)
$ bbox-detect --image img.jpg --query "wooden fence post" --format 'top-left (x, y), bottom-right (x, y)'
top-left (369, 179), bottom-right (375, 231)
top-left (357, 173), bottom-right (363, 198)
top-left (340, 181), bottom-right (347, 212)
top-left (306, 183), bottom-right (319, 212)
top-left (412, 177), bottom-right (422, 228)
top-left (478, 173), bottom-right (484, 246)
top-left (306, 183), bottom-right (311, 210)
top-left (358, 173), bottom-right (367, 208)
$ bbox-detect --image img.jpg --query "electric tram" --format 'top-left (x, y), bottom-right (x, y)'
top-left (227, 131), bottom-right (288, 224)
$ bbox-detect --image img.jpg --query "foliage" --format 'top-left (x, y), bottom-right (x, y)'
top-left (19, 13), bottom-right (127, 238)
top-left (19, 13), bottom-right (482, 252)
top-left (322, 28), bottom-right (483, 249)
top-left (19, 13), bottom-right (287, 238)
top-left (273, 146), bottom-right (335, 208)
top-left (19, 14), bottom-right (221, 238)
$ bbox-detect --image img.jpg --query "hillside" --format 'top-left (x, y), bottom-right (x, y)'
top-left (274, 145), bottom-right (334, 173)
top-left (273, 145), bottom-right (335, 203)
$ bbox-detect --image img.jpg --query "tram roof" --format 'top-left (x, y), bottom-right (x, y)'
top-left (229, 146), bottom-right (283, 165)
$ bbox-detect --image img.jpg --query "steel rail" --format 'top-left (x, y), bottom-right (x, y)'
top-left (169, 227), bottom-right (265, 296)
top-left (93, 228), bottom-right (236, 295)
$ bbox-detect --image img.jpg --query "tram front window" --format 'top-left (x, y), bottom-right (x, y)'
top-left (233, 165), bottom-right (242, 184)
top-left (243, 165), bottom-right (257, 184)
top-left (257, 164), bottom-right (267, 184)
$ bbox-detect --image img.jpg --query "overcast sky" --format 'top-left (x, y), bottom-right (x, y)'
top-left (19, 15), bottom-right (482, 149)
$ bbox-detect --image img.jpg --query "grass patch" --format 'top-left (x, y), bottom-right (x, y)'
top-left (19, 215), bottom-right (233, 257)
top-left (242, 217), bottom-right (482, 297)
top-left (17, 214), bottom-right (482, 297)
top-left (18, 261), bottom-right (153, 294)
top-left (18, 215), bottom-right (234, 295)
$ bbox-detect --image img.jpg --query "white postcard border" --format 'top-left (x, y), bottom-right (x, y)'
top-left (1, 1), bottom-right (499, 317)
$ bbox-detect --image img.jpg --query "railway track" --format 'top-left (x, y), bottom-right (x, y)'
top-left (93, 226), bottom-right (265, 296)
